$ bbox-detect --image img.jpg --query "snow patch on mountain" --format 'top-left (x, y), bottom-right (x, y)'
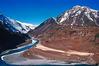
top-left (8, 18), bottom-right (37, 33)
top-left (19, 22), bottom-right (37, 30)
top-left (17, 21), bottom-right (37, 33)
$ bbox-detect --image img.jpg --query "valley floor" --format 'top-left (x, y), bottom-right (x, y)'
top-left (22, 39), bottom-right (99, 64)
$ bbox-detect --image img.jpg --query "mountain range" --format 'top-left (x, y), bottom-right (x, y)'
top-left (29, 5), bottom-right (99, 37)
top-left (0, 5), bottom-right (99, 64)
top-left (25, 5), bottom-right (99, 64)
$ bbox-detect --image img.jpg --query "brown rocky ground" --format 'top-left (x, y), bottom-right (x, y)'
top-left (22, 27), bottom-right (99, 64)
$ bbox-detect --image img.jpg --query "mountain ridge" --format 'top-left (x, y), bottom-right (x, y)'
top-left (29, 5), bottom-right (99, 38)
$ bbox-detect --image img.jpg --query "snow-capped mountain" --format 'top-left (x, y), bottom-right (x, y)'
top-left (29, 5), bottom-right (99, 38)
top-left (15, 21), bottom-right (37, 33)
top-left (0, 14), bottom-right (35, 52)
top-left (57, 5), bottom-right (99, 27)
top-left (26, 6), bottom-right (99, 64)
top-left (19, 22), bottom-right (36, 30)
top-left (0, 14), bottom-right (36, 33)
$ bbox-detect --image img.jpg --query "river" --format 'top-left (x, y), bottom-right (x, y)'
top-left (0, 39), bottom-right (96, 66)
top-left (0, 39), bottom-right (38, 66)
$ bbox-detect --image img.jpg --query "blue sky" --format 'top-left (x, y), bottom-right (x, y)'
top-left (0, 0), bottom-right (99, 25)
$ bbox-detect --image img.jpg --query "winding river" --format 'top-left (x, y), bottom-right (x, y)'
top-left (0, 39), bottom-right (70, 65)
top-left (0, 39), bottom-right (95, 66)
top-left (0, 39), bottom-right (38, 65)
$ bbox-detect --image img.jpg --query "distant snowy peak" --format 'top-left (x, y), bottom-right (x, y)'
top-left (57, 5), bottom-right (99, 27)
top-left (19, 22), bottom-right (37, 30)
top-left (9, 19), bottom-right (37, 33)
top-left (17, 21), bottom-right (37, 33)
top-left (0, 14), bottom-right (36, 33)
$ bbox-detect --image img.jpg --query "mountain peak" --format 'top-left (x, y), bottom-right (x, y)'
top-left (43, 17), bottom-right (56, 24)
top-left (72, 5), bottom-right (97, 12)
top-left (73, 5), bottom-right (84, 9)
top-left (57, 5), bottom-right (99, 27)
top-left (73, 5), bottom-right (88, 9)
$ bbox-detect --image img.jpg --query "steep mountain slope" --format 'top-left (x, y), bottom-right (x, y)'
top-left (24, 5), bottom-right (99, 64)
top-left (28, 17), bottom-right (58, 37)
top-left (0, 14), bottom-right (33, 53)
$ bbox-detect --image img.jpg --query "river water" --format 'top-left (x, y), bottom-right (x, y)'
top-left (0, 39), bottom-right (37, 66)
